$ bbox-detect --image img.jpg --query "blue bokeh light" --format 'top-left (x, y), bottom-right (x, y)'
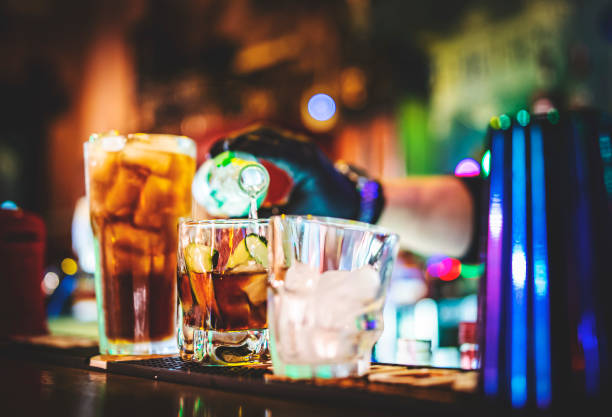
top-left (307, 93), bottom-right (336, 121)
top-left (1, 200), bottom-right (18, 210)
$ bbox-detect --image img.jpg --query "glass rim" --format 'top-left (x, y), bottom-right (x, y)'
top-left (179, 217), bottom-right (269, 228)
top-left (270, 215), bottom-right (397, 237)
top-left (84, 131), bottom-right (196, 158)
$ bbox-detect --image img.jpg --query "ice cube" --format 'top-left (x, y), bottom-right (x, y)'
top-left (273, 265), bottom-right (382, 363)
top-left (318, 265), bottom-right (380, 302)
top-left (104, 222), bottom-right (165, 255)
top-left (166, 152), bottom-right (196, 183)
top-left (104, 167), bottom-right (146, 217)
top-left (312, 266), bottom-right (381, 330)
top-left (240, 274), bottom-right (267, 305)
top-left (133, 174), bottom-right (173, 229)
top-left (273, 291), bottom-right (313, 361)
top-left (121, 142), bottom-right (173, 176)
top-left (100, 135), bottom-right (126, 152)
top-left (283, 262), bottom-right (321, 292)
top-left (87, 148), bottom-right (120, 215)
top-left (89, 150), bottom-right (120, 184)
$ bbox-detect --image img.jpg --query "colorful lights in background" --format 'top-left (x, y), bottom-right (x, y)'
top-left (460, 263), bottom-right (485, 279)
top-left (533, 98), bottom-right (555, 114)
top-left (547, 108), bottom-right (560, 124)
top-left (307, 93), bottom-right (336, 121)
top-left (489, 114), bottom-right (512, 131)
top-left (490, 110), bottom-right (538, 131)
top-left (426, 256), bottom-right (462, 281)
top-left (301, 91), bottom-right (338, 132)
top-left (517, 109), bottom-right (531, 127)
top-left (425, 255), bottom-right (484, 282)
top-left (45, 257), bottom-right (96, 321)
top-left (482, 149), bottom-right (491, 177)
top-left (1, 200), bottom-right (18, 210)
top-left (396, 98), bottom-right (433, 175)
top-left (499, 114), bottom-right (512, 130)
top-left (41, 271), bottom-right (60, 295)
top-left (46, 260), bottom-right (78, 318)
top-left (490, 116), bottom-right (501, 130)
top-left (61, 258), bottom-right (78, 276)
top-left (340, 67), bottom-right (367, 110)
top-left (454, 158), bottom-right (481, 177)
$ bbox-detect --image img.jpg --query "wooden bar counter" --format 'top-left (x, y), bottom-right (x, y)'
top-left (0, 334), bottom-right (500, 417)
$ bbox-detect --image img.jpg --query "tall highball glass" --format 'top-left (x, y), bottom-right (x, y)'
top-left (84, 132), bottom-right (196, 354)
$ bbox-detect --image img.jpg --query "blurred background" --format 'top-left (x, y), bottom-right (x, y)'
top-left (2, 0), bottom-right (612, 366)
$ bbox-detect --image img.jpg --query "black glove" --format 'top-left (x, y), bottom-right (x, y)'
top-left (209, 125), bottom-right (385, 223)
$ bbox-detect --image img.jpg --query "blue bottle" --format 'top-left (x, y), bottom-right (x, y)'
top-left (478, 109), bottom-right (612, 412)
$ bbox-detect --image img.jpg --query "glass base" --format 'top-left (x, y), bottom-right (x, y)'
top-left (179, 325), bottom-right (269, 365)
top-left (100, 337), bottom-right (178, 355)
top-left (271, 358), bottom-right (371, 379)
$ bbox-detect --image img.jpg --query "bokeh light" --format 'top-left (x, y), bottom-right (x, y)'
top-left (61, 258), bottom-right (78, 276)
top-left (42, 271), bottom-right (60, 295)
top-left (340, 67), bottom-right (367, 109)
top-left (461, 263), bottom-right (485, 279)
top-left (547, 108), bottom-right (560, 124)
top-left (180, 114), bottom-right (208, 138)
top-left (1, 200), bottom-right (18, 210)
top-left (499, 114), bottom-right (511, 130)
top-left (439, 258), bottom-right (462, 281)
top-left (301, 88), bottom-right (338, 132)
top-left (533, 97), bottom-right (554, 114)
top-left (307, 93), bottom-right (336, 121)
top-left (482, 149), bottom-right (491, 177)
top-left (426, 255), bottom-right (446, 277)
top-left (517, 109), bottom-right (530, 127)
top-left (426, 256), bottom-right (462, 281)
top-left (490, 116), bottom-right (501, 130)
top-left (455, 158), bottom-right (481, 177)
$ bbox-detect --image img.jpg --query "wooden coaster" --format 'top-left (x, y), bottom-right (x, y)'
top-left (89, 354), bottom-right (175, 369)
top-left (368, 368), bottom-right (459, 387)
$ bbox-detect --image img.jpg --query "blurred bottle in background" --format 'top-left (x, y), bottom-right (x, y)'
top-left (459, 321), bottom-right (479, 370)
top-left (0, 201), bottom-right (47, 339)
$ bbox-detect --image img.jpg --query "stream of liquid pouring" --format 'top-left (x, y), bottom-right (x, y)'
top-left (248, 196), bottom-right (258, 220)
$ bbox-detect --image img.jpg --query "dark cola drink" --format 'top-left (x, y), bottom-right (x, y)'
top-left (179, 270), bottom-right (267, 332)
top-left (85, 133), bottom-right (195, 354)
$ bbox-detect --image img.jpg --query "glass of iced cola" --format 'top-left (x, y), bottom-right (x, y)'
top-left (84, 132), bottom-right (196, 355)
top-left (177, 218), bottom-right (269, 365)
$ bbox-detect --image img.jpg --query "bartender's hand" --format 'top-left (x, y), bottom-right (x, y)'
top-left (208, 125), bottom-right (385, 223)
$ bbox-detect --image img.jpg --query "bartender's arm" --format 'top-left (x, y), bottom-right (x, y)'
top-left (378, 176), bottom-right (478, 259)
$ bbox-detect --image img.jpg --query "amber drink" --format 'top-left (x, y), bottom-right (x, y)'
top-left (177, 219), bottom-right (269, 364)
top-left (84, 132), bottom-right (196, 354)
